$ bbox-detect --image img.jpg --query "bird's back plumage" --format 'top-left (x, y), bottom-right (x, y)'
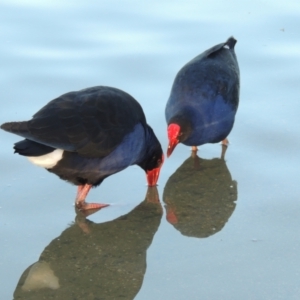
top-left (1, 86), bottom-right (147, 158)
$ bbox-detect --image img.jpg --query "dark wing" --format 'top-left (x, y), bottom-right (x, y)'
top-left (1, 86), bottom-right (147, 158)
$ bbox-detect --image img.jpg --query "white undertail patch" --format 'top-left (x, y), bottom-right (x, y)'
top-left (27, 149), bottom-right (64, 168)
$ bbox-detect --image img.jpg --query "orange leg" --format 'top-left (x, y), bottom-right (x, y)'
top-left (221, 138), bottom-right (229, 146)
top-left (191, 146), bottom-right (198, 159)
top-left (221, 138), bottom-right (229, 159)
top-left (75, 184), bottom-right (109, 212)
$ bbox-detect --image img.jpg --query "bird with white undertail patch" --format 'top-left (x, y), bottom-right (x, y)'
top-left (1, 86), bottom-right (164, 213)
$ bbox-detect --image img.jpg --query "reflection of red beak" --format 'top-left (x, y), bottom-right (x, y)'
top-left (167, 139), bottom-right (179, 157)
top-left (166, 206), bottom-right (178, 224)
top-left (167, 123), bottom-right (180, 158)
top-left (146, 167), bottom-right (161, 186)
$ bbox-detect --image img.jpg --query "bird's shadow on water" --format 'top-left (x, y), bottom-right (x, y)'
top-left (13, 187), bottom-right (162, 300)
top-left (163, 150), bottom-right (238, 238)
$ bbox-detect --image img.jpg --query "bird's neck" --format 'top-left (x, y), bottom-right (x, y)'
top-left (136, 125), bottom-right (161, 171)
top-left (143, 125), bottom-right (161, 155)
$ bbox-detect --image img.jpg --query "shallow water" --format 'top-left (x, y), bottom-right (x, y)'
top-left (1, 0), bottom-right (300, 299)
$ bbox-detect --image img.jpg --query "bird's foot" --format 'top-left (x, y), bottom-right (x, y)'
top-left (75, 202), bottom-right (109, 217)
top-left (75, 184), bottom-right (109, 216)
top-left (76, 201), bottom-right (109, 211)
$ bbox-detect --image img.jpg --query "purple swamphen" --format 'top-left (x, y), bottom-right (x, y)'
top-left (1, 86), bottom-right (164, 212)
top-left (165, 37), bottom-right (240, 157)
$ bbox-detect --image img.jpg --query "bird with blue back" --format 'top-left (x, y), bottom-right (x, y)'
top-left (1, 86), bottom-right (164, 213)
top-left (165, 37), bottom-right (240, 157)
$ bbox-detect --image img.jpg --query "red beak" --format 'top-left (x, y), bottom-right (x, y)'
top-left (146, 167), bottom-right (161, 186)
top-left (167, 139), bottom-right (179, 157)
top-left (146, 154), bottom-right (164, 186)
top-left (167, 123), bottom-right (181, 158)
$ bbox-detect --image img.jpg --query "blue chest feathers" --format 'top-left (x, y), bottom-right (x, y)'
top-left (49, 123), bottom-right (146, 185)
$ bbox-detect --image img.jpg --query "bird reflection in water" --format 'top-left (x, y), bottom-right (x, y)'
top-left (13, 187), bottom-right (162, 300)
top-left (163, 150), bottom-right (237, 238)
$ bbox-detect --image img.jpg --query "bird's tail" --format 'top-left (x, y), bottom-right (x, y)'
top-left (14, 139), bottom-right (55, 156)
top-left (1, 121), bottom-right (29, 136)
top-left (225, 37), bottom-right (237, 49)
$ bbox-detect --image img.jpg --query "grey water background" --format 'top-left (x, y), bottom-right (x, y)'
top-left (0, 0), bottom-right (300, 299)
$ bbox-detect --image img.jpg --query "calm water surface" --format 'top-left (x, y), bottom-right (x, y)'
top-left (0, 0), bottom-right (300, 299)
